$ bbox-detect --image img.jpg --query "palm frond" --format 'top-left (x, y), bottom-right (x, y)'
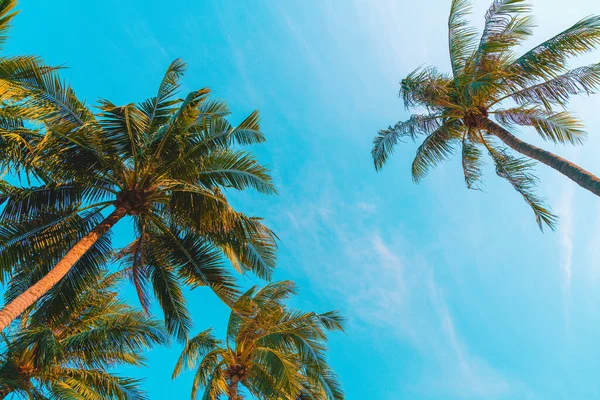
top-left (372, 114), bottom-right (443, 170)
top-left (412, 122), bottom-right (463, 182)
top-left (448, 0), bottom-right (478, 77)
top-left (138, 58), bottom-right (186, 135)
top-left (481, 136), bottom-right (557, 230)
top-left (494, 107), bottom-right (586, 144)
top-left (0, 0), bottom-right (17, 49)
top-left (506, 63), bottom-right (600, 109)
top-left (508, 15), bottom-right (600, 83)
top-left (472, 0), bottom-right (534, 71)
top-left (172, 329), bottom-right (221, 379)
top-left (150, 261), bottom-right (192, 342)
top-left (195, 149), bottom-right (276, 194)
top-left (461, 132), bottom-right (485, 189)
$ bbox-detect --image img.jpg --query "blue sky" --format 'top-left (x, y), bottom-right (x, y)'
top-left (6, 0), bottom-right (600, 399)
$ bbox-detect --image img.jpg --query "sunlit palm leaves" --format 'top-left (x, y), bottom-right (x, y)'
top-left (0, 271), bottom-right (167, 399)
top-left (172, 281), bottom-right (345, 400)
top-left (373, 0), bottom-right (600, 230)
top-left (0, 58), bottom-right (277, 337)
top-left (0, 0), bottom-right (65, 174)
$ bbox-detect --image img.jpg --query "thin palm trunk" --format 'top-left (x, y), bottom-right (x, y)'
top-left (228, 376), bottom-right (240, 400)
top-left (482, 118), bottom-right (600, 196)
top-left (0, 207), bottom-right (127, 331)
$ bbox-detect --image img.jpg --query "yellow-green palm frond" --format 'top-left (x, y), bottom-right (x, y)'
top-left (412, 121), bottom-right (464, 182)
top-left (494, 107), bottom-right (585, 145)
top-left (481, 135), bottom-right (557, 230)
top-left (507, 15), bottom-right (600, 85)
top-left (461, 131), bottom-right (485, 190)
top-left (448, 0), bottom-right (478, 77)
top-left (471, 0), bottom-right (534, 74)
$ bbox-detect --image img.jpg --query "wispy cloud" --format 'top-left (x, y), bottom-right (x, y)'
top-left (277, 187), bottom-right (524, 398)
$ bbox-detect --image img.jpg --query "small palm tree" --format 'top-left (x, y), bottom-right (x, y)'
top-left (372, 0), bottom-right (600, 229)
top-left (0, 271), bottom-right (167, 399)
top-left (172, 281), bottom-right (345, 400)
top-left (0, 59), bottom-right (277, 335)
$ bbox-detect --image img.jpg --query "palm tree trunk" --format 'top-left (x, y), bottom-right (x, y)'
top-left (482, 118), bottom-right (600, 196)
top-left (0, 207), bottom-right (127, 331)
top-left (228, 376), bottom-right (240, 400)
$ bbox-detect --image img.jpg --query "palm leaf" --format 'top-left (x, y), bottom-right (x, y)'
top-left (412, 122), bottom-right (463, 182)
top-left (482, 136), bottom-right (557, 230)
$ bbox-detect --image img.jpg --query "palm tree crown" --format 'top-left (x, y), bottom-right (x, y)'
top-left (0, 271), bottom-right (167, 399)
top-left (0, 59), bottom-right (277, 337)
top-left (172, 281), bottom-right (345, 400)
top-left (373, 0), bottom-right (600, 230)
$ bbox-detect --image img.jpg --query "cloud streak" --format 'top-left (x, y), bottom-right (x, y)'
top-left (276, 185), bottom-right (521, 398)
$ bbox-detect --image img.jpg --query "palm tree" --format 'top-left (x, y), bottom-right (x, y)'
top-left (0, 271), bottom-right (167, 399)
top-left (372, 0), bottom-right (600, 230)
top-left (172, 281), bottom-right (345, 400)
top-left (0, 59), bottom-right (277, 335)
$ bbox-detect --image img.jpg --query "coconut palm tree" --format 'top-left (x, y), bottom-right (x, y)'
top-left (0, 271), bottom-right (167, 399)
top-left (0, 59), bottom-right (277, 336)
top-left (172, 281), bottom-right (344, 400)
top-left (372, 0), bottom-right (600, 230)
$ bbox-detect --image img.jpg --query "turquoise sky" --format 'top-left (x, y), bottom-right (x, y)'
top-left (7, 0), bottom-right (600, 399)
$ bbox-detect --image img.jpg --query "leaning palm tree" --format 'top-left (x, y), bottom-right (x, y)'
top-left (0, 271), bottom-right (167, 399)
top-left (372, 0), bottom-right (600, 230)
top-left (172, 281), bottom-right (344, 400)
top-left (0, 59), bottom-right (277, 336)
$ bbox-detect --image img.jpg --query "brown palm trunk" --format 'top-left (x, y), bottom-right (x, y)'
top-left (228, 376), bottom-right (240, 400)
top-left (482, 118), bottom-right (600, 196)
top-left (0, 207), bottom-right (127, 331)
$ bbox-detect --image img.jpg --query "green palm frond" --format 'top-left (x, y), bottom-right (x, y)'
top-left (471, 0), bottom-right (534, 71)
top-left (172, 329), bottom-right (221, 379)
top-left (138, 58), bottom-right (186, 136)
top-left (98, 100), bottom-right (149, 162)
top-left (412, 122), bottom-right (463, 182)
top-left (461, 132), bottom-right (485, 189)
top-left (150, 261), bottom-right (192, 342)
top-left (372, 114), bottom-right (443, 170)
top-left (195, 149), bottom-right (276, 194)
top-left (505, 63), bottom-right (600, 109)
top-left (481, 136), bottom-right (557, 230)
top-left (51, 368), bottom-right (147, 400)
top-left (448, 0), bottom-right (478, 77)
top-left (494, 107), bottom-right (585, 144)
top-left (508, 15), bottom-right (600, 83)
top-left (0, 0), bottom-right (17, 49)
top-left (149, 88), bottom-right (211, 164)
top-left (316, 311), bottom-right (345, 333)
top-left (400, 67), bottom-right (453, 110)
